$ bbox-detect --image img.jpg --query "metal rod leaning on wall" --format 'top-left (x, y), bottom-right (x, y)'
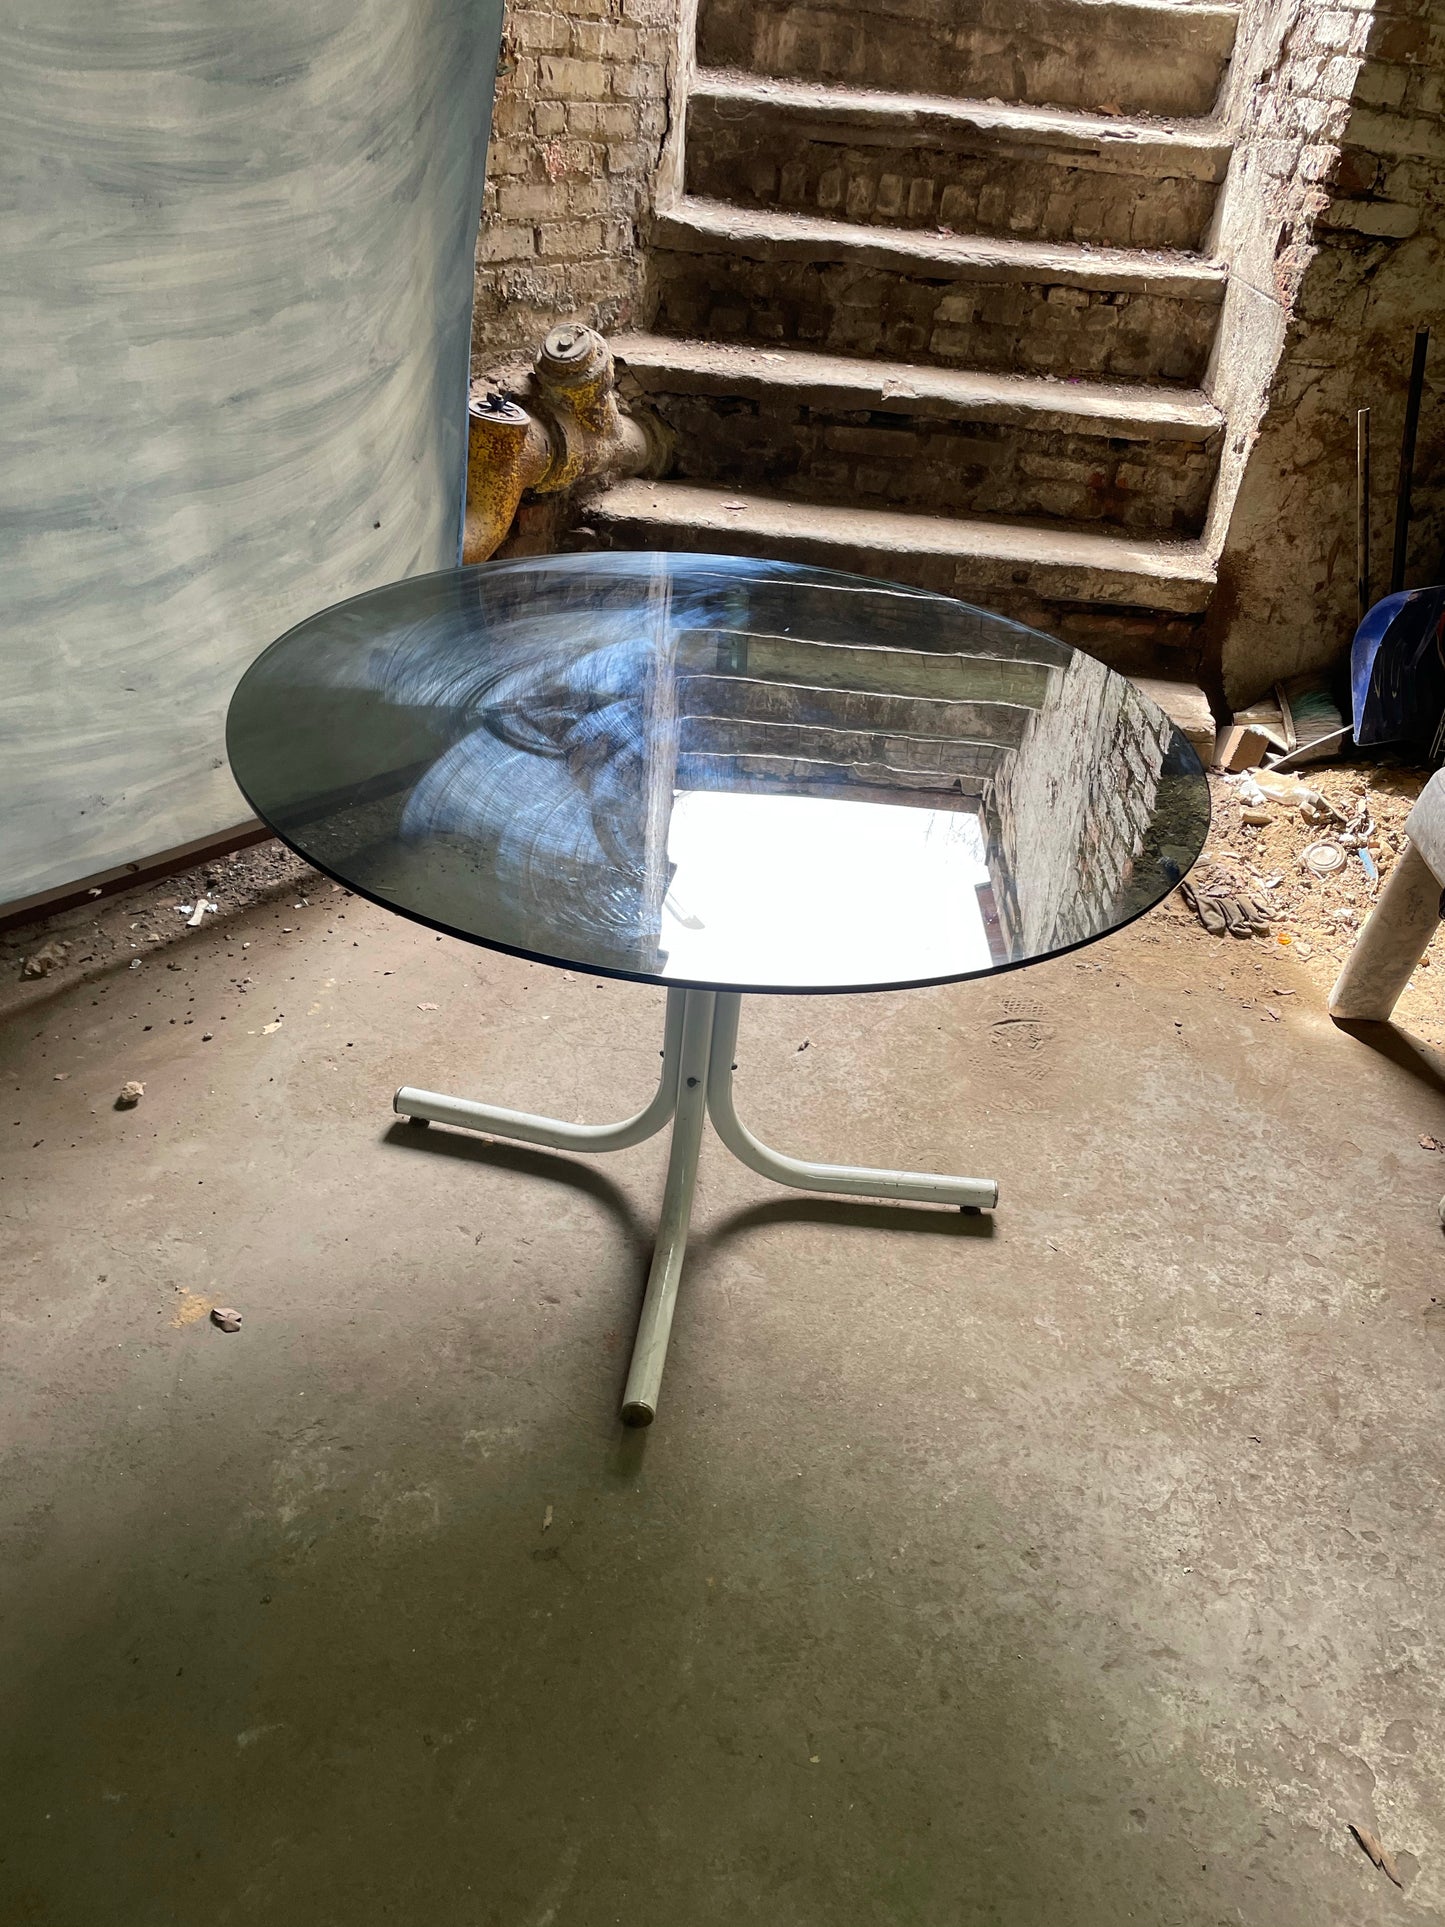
top-left (1357, 407), bottom-right (1371, 624)
top-left (1390, 328), bottom-right (1430, 595)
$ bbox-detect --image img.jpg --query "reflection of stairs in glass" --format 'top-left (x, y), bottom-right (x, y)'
top-left (672, 596), bottom-right (1062, 804)
top-left (583, 0), bottom-right (1242, 688)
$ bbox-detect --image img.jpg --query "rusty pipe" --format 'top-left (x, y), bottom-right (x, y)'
top-left (529, 322), bottom-right (657, 493)
top-left (462, 396), bottom-right (550, 565)
top-left (462, 324), bottom-right (665, 563)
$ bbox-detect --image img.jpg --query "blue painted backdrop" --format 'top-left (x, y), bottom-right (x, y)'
top-left (0, 0), bottom-right (502, 904)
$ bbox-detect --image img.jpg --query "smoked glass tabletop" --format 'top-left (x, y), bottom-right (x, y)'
top-left (226, 552), bottom-right (1209, 994)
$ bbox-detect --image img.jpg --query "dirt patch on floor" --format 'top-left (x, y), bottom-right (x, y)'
top-left (0, 841), bottom-right (322, 1025)
top-left (1170, 761), bottom-right (1445, 1050)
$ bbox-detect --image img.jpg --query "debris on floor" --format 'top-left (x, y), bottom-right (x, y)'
top-left (1172, 761), bottom-right (1445, 1041)
top-left (115, 1080), bottom-right (145, 1109)
top-left (20, 941), bottom-right (67, 979)
top-left (1349, 1822), bottom-right (1404, 1888)
top-left (0, 840), bottom-right (316, 1012)
top-left (210, 1307), bottom-right (243, 1333)
top-left (1179, 879), bottom-right (1271, 938)
top-left (1303, 840), bottom-right (1345, 878)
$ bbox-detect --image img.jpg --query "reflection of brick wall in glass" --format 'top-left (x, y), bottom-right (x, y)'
top-left (983, 653), bottom-right (1176, 960)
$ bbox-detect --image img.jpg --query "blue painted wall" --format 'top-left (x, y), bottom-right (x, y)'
top-left (0, 0), bottom-right (502, 903)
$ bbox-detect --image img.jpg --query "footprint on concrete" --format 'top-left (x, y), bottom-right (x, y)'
top-left (985, 995), bottom-right (1054, 1109)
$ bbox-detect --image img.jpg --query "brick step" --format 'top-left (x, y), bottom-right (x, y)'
top-left (580, 480), bottom-right (1217, 673)
top-left (615, 335), bottom-right (1223, 536)
top-left (647, 199), bottom-right (1226, 386)
top-left (696, 0), bottom-right (1239, 119)
top-left (686, 74), bottom-right (1230, 251)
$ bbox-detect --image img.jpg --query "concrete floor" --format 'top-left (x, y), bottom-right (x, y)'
top-left (2, 863), bottom-right (1443, 1924)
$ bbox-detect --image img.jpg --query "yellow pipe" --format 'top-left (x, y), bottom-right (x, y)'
top-left (462, 397), bottom-right (549, 565)
top-left (462, 325), bottom-right (666, 564)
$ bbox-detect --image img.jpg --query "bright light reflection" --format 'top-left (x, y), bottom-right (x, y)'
top-left (662, 789), bottom-right (993, 983)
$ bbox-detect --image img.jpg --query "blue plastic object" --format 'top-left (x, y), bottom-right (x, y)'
top-left (1350, 585), bottom-right (1445, 752)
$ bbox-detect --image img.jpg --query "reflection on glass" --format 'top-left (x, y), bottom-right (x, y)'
top-left (225, 552), bottom-right (1208, 992)
top-left (663, 793), bottom-right (994, 984)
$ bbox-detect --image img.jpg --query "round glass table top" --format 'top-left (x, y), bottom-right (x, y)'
top-left (226, 552), bottom-right (1209, 994)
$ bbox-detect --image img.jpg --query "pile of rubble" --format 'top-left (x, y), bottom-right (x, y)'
top-left (1186, 760), bottom-right (1430, 975)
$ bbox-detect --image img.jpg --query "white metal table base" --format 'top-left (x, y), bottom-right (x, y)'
top-left (394, 987), bottom-right (998, 1426)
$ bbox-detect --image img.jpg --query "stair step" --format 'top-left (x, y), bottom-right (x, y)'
top-left (615, 335), bottom-right (1223, 535)
top-left (648, 200), bottom-right (1226, 386)
top-left (653, 199), bottom-right (1225, 298)
top-left (615, 336), bottom-right (1222, 437)
top-left (582, 481), bottom-right (1215, 670)
top-left (687, 73), bottom-right (1230, 251)
top-left (696, 0), bottom-right (1239, 120)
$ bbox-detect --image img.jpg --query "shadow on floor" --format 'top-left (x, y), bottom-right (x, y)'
top-left (0, 1393), bottom-right (1273, 1927)
top-left (1331, 1016), bottom-right (1445, 1098)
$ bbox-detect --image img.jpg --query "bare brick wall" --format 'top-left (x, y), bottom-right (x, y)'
top-left (685, 103), bottom-right (1222, 251)
top-left (648, 253), bottom-right (1219, 386)
top-left (985, 653), bottom-right (1173, 958)
top-left (1208, 0), bottom-right (1445, 702)
top-left (640, 387), bottom-right (1218, 534)
top-left (471, 0), bottom-right (676, 371)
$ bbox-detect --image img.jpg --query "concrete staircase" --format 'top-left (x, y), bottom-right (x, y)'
top-left (583, 0), bottom-right (1244, 680)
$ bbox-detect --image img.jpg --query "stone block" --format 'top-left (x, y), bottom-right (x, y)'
top-left (477, 222), bottom-right (536, 263)
top-left (907, 178), bottom-right (936, 222)
top-left (497, 180), bottom-right (554, 219)
top-left (846, 175), bottom-right (876, 219)
top-left (938, 183), bottom-right (977, 228)
top-left (539, 218), bottom-right (604, 260)
top-left (1319, 52), bottom-right (1363, 96)
top-left (1354, 60), bottom-right (1410, 108)
top-left (1311, 8), bottom-right (1364, 50)
top-left (489, 94), bottom-right (533, 138)
top-left (512, 10), bottom-right (570, 52)
top-left (538, 55), bottom-right (609, 99)
top-left (606, 140), bottom-right (649, 175)
top-left (609, 60), bottom-right (660, 99)
top-left (1321, 194), bottom-right (1421, 235)
top-left (1376, 16), bottom-right (1433, 59)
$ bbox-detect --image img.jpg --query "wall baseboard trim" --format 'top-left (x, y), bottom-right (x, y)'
top-left (0, 821), bottom-right (271, 934)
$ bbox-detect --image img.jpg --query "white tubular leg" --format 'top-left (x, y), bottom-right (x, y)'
top-left (707, 994), bottom-right (998, 1210)
top-left (1330, 841), bottom-right (1443, 1020)
top-left (393, 986), bottom-right (685, 1153)
top-left (620, 990), bottom-right (715, 1427)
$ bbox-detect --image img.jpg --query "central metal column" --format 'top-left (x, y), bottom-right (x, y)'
top-left (393, 982), bottom-right (996, 1427)
top-left (619, 989), bottom-right (715, 1426)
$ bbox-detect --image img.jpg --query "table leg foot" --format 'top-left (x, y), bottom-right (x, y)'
top-left (620, 991), bottom-right (715, 1426)
top-left (392, 988), bottom-right (685, 1154)
top-left (706, 993), bottom-right (999, 1211)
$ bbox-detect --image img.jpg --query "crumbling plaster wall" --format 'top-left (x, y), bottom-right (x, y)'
top-left (471, 0), bottom-right (678, 371)
top-left (1208, 0), bottom-right (1445, 704)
